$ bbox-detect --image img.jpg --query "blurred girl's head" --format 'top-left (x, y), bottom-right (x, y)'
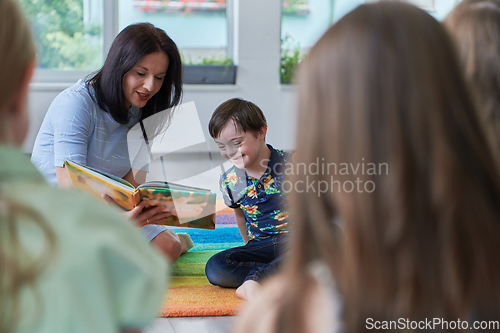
top-left (280, 2), bottom-right (500, 332)
top-left (89, 23), bottom-right (183, 124)
top-left (445, 0), bottom-right (500, 166)
top-left (1, 3), bottom-right (55, 333)
top-left (0, 0), bottom-right (36, 146)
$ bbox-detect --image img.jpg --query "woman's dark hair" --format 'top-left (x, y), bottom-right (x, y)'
top-left (1, 2), bottom-right (56, 331)
top-left (87, 23), bottom-right (183, 124)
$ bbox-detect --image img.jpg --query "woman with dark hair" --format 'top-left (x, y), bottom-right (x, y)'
top-left (31, 23), bottom-right (192, 262)
top-left (89, 23), bottom-right (182, 125)
top-left (445, 0), bottom-right (500, 169)
top-left (233, 2), bottom-right (500, 333)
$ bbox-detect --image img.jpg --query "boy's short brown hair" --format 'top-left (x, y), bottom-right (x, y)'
top-left (209, 98), bottom-right (267, 139)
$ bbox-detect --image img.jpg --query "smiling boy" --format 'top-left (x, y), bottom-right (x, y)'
top-left (205, 98), bottom-right (290, 301)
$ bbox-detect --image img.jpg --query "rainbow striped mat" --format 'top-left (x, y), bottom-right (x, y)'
top-left (159, 211), bottom-right (245, 317)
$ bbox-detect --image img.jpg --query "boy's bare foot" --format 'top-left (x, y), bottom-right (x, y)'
top-left (177, 232), bottom-right (194, 253)
top-left (236, 280), bottom-right (261, 301)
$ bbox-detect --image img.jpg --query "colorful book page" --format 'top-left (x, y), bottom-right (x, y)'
top-left (139, 188), bottom-right (216, 229)
top-left (65, 160), bottom-right (137, 211)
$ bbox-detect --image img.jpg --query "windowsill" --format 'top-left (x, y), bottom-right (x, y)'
top-left (278, 84), bottom-right (296, 91)
top-left (183, 84), bottom-right (239, 91)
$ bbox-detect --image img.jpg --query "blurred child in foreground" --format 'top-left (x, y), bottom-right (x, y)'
top-left (0, 1), bottom-right (168, 331)
top-left (234, 3), bottom-right (500, 333)
top-left (445, 0), bottom-right (500, 169)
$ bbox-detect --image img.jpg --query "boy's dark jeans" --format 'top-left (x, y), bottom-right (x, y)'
top-left (205, 235), bottom-right (288, 288)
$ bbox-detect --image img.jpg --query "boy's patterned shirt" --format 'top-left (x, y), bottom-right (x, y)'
top-left (220, 144), bottom-right (289, 240)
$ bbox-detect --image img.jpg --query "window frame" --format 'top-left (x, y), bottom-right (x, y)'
top-left (31, 0), bottom-right (235, 84)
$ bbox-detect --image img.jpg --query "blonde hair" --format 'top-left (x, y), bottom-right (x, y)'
top-left (277, 3), bottom-right (500, 332)
top-left (445, 0), bottom-right (500, 170)
top-left (0, 0), bottom-right (36, 114)
top-left (0, 1), bottom-right (55, 332)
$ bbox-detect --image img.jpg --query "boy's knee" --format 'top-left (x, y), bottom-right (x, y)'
top-left (151, 230), bottom-right (182, 262)
top-left (205, 255), bottom-right (230, 286)
top-left (205, 256), bottom-right (221, 285)
top-left (205, 255), bottom-right (240, 287)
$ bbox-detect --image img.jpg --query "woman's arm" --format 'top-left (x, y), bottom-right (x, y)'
top-left (235, 207), bottom-right (249, 243)
top-left (49, 89), bottom-right (93, 179)
top-left (55, 166), bottom-right (72, 189)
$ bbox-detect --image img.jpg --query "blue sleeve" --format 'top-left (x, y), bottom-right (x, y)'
top-left (49, 91), bottom-right (94, 167)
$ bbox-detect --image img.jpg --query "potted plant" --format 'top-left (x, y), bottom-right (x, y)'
top-left (280, 36), bottom-right (304, 84)
top-left (183, 55), bottom-right (236, 84)
top-left (282, 0), bottom-right (310, 15)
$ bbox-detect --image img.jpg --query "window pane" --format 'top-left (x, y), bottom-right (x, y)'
top-left (280, 0), bottom-right (333, 83)
top-left (19, 0), bottom-right (104, 71)
top-left (120, 0), bottom-right (229, 64)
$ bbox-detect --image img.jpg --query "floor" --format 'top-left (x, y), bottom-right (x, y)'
top-left (144, 151), bottom-right (237, 333)
top-left (145, 316), bottom-right (236, 333)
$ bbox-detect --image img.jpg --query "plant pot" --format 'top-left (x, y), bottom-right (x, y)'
top-left (182, 64), bottom-right (236, 84)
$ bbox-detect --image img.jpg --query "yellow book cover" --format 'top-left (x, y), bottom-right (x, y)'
top-left (64, 160), bottom-right (216, 229)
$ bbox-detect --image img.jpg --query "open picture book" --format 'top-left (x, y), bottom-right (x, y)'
top-left (64, 160), bottom-right (216, 229)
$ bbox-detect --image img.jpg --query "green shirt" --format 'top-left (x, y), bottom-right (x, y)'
top-left (0, 145), bottom-right (168, 333)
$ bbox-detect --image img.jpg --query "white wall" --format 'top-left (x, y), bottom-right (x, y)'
top-left (24, 0), bottom-right (459, 154)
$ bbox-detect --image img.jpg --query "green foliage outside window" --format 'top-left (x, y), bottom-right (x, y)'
top-left (181, 54), bottom-right (233, 66)
top-left (280, 36), bottom-right (304, 84)
top-left (282, 0), bottom-right (309, 15)
top-left (19, 0), bottom-right (102, 70)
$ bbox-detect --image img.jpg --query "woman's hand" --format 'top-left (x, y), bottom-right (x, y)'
top-left (101, 194), bottom-right (173, 228)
